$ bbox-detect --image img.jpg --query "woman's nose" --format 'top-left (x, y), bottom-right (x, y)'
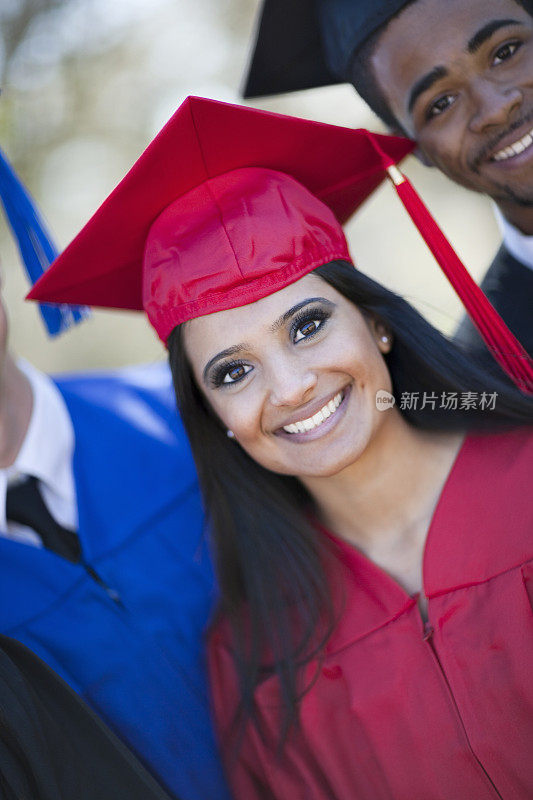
top-left (267, 360), bottom-right (317, 407)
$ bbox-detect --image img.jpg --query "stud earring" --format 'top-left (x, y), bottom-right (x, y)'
top-left (226, 430), bottom-right (235, 439)
top-left (381, 335), bottom-right (389, 344)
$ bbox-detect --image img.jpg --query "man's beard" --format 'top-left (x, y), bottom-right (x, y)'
top-left (491, 183), bottom-right (533, 208)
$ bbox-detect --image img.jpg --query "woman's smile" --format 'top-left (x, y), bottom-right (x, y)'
top-left (276, 384), bottom-right (351, 442)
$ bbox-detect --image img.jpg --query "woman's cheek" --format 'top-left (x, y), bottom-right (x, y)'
top-left (223, 395), bottom-right (264, 442)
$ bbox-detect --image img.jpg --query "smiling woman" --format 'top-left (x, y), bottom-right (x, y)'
top-left (181, 276), bottom-right (393, 478)
top-left (29, 97), bottom-right (533, 799)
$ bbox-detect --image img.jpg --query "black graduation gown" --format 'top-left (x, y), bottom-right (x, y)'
top-left (0, 635), bottom-right (177, 800)
top-left (455, 245), bottom-right (533, 357)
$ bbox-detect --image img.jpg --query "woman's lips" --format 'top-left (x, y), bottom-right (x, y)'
top-left (275, 385), bottom-right (351, 443)
top-left (282, 390), bottom-right (343, 433)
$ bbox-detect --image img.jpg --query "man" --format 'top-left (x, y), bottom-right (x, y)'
top-left (0, 152), bottom-right (229, 800)
top-left (243, 0), bottom-right (533, 355)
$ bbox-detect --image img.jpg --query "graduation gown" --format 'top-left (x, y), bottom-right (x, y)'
top-left (209, 428), bottom-right (533, 799)
top-left (455, 245), bottom-right (533, 357)
top-left (0, 363), bottom-right (230, 800)
top-left (0, 635), bottom-right (175, 800)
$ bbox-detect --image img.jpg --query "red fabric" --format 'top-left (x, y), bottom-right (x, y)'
top-left (393, 177), bottom-right (533, 394)
top-left (27, 96), bottom-right (531, 389)
top-left (209, 429), bottom-right (533, 799)
top-left (142, 168), bottom-right (349, 343)
top-left (27, 97), bottom-right (412, 343)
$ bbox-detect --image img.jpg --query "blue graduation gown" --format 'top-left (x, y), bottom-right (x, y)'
top-left (0, 362), bottom-right (230, 800)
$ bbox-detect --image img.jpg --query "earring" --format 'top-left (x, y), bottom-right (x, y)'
top-left (226, 430), bottom-right (235, 439)
top-left (381, 335), bottom-right (389, 344)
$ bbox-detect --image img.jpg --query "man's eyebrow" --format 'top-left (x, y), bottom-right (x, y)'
top-left (408, 66), bottom-right (448, 114)
top-left (467, 19), bottom-right (522, 54)
top-left (269, 297), bottom-right (335, 333)
top-left (203, 344), bottom-right (250, 383)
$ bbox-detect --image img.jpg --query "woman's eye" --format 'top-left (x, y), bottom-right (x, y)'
top-left (294, 319), bottom-right (322, 343)
top-left (222, 363), bottom-right (252, 384)
top-left (427, 94), bottom-right (455, 119)
top-left (493, 41), bottom-right (520, 66)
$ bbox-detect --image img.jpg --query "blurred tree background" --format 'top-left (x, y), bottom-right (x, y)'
top-left (0, 0), bottom-right (500, 373)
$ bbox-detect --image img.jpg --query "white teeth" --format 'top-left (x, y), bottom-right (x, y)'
top-left (283, 392), bottom-right (344, 434)
top-left (493, 128), bottom-right (533, 161)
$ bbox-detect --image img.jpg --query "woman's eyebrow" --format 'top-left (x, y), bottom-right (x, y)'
top-left (269, 297), bottom-right (335, 333)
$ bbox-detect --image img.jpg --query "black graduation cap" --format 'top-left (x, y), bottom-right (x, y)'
top-left (243, 0), bottom-right (410, 98)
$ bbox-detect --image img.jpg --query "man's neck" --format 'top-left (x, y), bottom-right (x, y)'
top-left (0, 356), bottom-right (33, 468)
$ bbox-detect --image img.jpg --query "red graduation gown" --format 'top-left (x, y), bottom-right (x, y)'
top-left (209, 429), bottom-right (533, 799)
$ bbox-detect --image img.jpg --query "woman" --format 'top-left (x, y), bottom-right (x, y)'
top-left (30, 97), bottom-right (533, 799)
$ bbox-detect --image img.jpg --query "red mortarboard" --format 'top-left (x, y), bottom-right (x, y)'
top-left (29, 97), bottom-right (533, 393)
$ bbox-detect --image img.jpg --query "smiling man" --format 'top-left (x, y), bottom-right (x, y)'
top-left (244, 0), bottom-right (533, 355)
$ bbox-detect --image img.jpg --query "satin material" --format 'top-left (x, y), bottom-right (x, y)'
top-left (27, 98), bottom-right (531, 392)
top-left (143, 168), bottom-right (349, 340)
top-left (28, 97), bottom-right (413, 342)
top-left (210, 429), bottom-right (533, 799)
top-left (0, 364), bottom-right (230, 800)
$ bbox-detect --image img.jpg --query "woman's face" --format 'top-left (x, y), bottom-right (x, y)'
top-left (183, 273), bottom-right (395, 478)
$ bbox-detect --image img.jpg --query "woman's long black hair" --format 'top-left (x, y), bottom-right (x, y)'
top-left (168, 260), bottom-right (532, 744)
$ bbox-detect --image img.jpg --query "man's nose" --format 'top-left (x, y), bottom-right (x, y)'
top-left (468, 80), bottom-right (521, 133)
top-left (267, 359), bottom-right (317, 407)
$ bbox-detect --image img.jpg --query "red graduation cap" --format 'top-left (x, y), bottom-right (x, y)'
top-left (28, 97), bottom-right (533, 393)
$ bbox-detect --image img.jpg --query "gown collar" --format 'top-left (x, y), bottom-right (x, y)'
top-left (321, 429), bottom-right (533, 653)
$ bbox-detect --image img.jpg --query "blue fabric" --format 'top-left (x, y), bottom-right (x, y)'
top-left (0, 147), bottom-right (90, 336)
top-left (0, 362), bottom-right (230, 800)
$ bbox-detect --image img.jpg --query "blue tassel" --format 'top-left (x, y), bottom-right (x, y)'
top-left (0, 147), bottom-right (90, 336)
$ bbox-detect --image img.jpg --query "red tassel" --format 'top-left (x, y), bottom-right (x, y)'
top-left (386, 165), bottom-right (533, 395)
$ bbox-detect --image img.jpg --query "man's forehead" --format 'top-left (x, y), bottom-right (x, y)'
top-left (375, 0), bottom-right (529, 67)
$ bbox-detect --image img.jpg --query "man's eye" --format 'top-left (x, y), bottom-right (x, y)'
top-left (222, 363), bottom-right (252, 384)
top-left (493, 41), bottom-right (521, 66)
top-left (427, 94), bottom-right (455, 119)
top-left (294, 319), bottom-right (322, 342)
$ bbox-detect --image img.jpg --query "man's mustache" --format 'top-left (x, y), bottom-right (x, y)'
top-left (468, 110), bottom-right (533, 173)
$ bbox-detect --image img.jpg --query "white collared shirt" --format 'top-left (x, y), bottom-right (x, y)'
top-left (494, 207), bottom-right (533, 272)
top-left (0, 360), bottom-right (77, 546)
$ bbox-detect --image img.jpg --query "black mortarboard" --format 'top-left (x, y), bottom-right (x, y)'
top-left (243, 0), bottom-right (411, 98)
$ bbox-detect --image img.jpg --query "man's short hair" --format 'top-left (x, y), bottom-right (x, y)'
top-left (349, 0), bottom-right (533, 135)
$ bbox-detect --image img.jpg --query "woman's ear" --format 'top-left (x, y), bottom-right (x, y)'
top-left (369, 318), bottom-right (393, 354)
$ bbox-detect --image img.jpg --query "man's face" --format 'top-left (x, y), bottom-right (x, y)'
top-left (371, 0), bottom-right (533, 210)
